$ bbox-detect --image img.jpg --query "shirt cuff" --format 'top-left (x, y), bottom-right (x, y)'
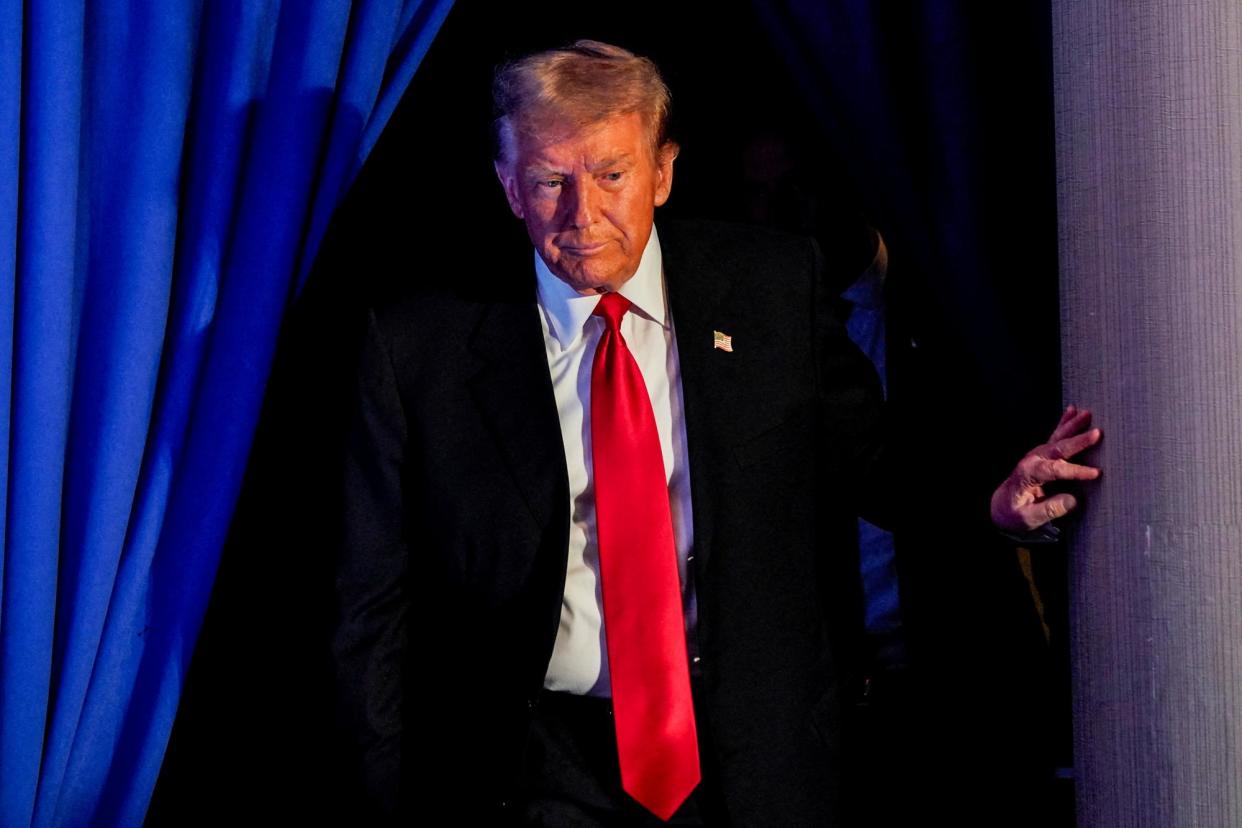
top-left (998, 523), bottom-right (1061, 545)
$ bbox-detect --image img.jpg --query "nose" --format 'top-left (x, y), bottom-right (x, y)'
top-left (564, 178), bottom-right (598, 229)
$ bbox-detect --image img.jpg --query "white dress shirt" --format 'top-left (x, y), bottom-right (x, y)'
top-left (535, 226), bottom-right (697, 697)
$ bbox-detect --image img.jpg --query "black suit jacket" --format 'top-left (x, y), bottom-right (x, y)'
top-left (333, 219), bottom-right (893, 825)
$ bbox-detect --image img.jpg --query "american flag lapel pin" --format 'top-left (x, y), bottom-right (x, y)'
top-left (713, 330), bottom-right (734, 352)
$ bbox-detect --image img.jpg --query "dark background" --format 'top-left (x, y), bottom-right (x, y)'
top-left (149, 2), bottom-right (1072, 824)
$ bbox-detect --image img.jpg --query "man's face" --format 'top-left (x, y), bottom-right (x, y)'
top-left (495, 111), bottom-right (675, 295)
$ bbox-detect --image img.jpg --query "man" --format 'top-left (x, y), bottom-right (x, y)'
top-left (332, 40), bottom-right (1099, 826)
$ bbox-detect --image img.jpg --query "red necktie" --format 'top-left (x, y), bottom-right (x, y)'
top-left (590, 292), bottom-right (700, 821)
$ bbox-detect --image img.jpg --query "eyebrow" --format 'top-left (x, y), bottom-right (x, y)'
top-left (523, 153), bottom-right (636, 177)
top-left (524, 165), bottom-right (568, 178)
top-left (587, 154), bottom-right (634, 172)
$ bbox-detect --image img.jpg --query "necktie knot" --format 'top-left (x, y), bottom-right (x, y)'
top-left (593, 291), bottom-right (631, 332)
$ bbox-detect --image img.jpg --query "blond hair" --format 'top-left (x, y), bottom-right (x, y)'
top-left (492, 40), bottom-right (673, 163)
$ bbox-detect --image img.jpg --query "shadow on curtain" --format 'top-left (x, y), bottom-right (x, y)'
top-left (0, 1), bottom-right (452, 825)
top-left (751, 0), bottom-right (1060, 422)
top-left (752, 2), bottom-right (1070, 824)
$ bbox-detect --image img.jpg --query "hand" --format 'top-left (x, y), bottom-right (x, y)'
top-left (990, 405), bottom-right (1101, 534)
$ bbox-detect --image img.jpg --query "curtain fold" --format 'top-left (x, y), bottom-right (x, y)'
top-left (0, 2), bottom-right (453, 825)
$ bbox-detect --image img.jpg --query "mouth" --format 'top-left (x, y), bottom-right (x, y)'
top-left (559, 241), bottom-right (610, 256)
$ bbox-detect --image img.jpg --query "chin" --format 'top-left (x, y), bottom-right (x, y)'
top-left (554, 258), bottom-right (627, 294)
top-left (563, 273), bottom-right (616, 294)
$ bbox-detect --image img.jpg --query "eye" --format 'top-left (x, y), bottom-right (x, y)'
top-left (538, 178), bottom-right (564, 189)
top-left (604, 171), bottom-right (623, 182)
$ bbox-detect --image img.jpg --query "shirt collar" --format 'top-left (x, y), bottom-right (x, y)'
top-left (535, 226), bottom-right (668, 350)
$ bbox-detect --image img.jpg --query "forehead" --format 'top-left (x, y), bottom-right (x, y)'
top-left (510, 111), bottom-right (652, 167)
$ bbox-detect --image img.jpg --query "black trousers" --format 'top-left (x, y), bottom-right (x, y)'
top-left (516, 683), bottom-right (728, 827)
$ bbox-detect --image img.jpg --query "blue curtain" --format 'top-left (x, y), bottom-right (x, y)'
top-left (0, 2), bottom-right (453, 825)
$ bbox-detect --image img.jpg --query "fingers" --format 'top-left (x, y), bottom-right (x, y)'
top-left (1048, 427), bottom-right (1102, 462)
top-left (1048, 405), bottom-right (1093, 443)
top-left (1050, 403), bottom-right (1077, 434)
top-left (993, 405), bottom-right (1103, 533)
top-left (1043, 458), bottom-right (1100, 482)
top-left (1019, 452), bottom-right (1100, 487)
top-left (1017, 492), bottom-right (1079, 530)
top-left (992, 484), bottom-right (1083, 533)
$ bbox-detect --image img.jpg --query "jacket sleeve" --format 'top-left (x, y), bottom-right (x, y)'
top-left (332, 306), bottom-right (410, 819)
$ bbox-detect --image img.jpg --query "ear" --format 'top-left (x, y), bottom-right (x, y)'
top-left (494, 160), bottom-right (524, 219)
top-left (653, 141), bottom-right (678, 208)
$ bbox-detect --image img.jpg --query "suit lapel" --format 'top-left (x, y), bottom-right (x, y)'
top-left (466, 291), bottom-right (568, 534)
top-left (663, 223), bottom-right (735, 577)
